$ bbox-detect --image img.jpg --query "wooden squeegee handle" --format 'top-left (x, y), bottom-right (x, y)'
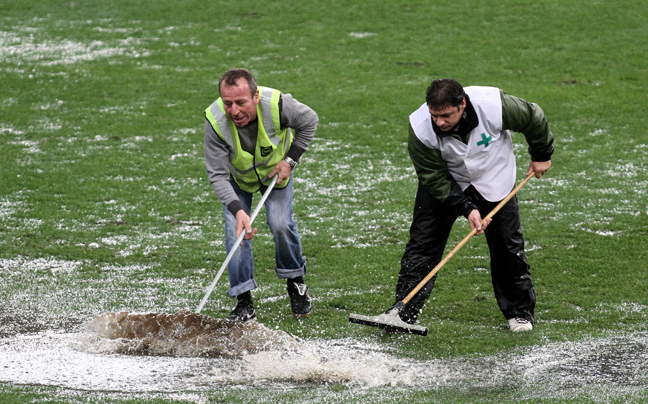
top-left (402, 172), bottom-right (535, 305)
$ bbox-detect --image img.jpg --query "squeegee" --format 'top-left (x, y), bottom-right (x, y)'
top-left (349, 173), bottom-right (534, 336)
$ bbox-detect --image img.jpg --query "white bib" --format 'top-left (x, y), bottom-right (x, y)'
top-left (409, 86), bottom-right (516, 202)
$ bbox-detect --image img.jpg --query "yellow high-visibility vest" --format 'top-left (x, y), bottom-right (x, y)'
top-left (205, 87), bottom-right (292, 192)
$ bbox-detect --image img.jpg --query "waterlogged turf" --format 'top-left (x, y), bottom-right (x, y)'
top-left (2, 325), bottom-right (648, 402)
top-left (1, 0), bottom-right (648, 403)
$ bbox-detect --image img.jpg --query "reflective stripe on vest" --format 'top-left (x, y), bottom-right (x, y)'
top-left (205, 87), bottom-right (292, 193)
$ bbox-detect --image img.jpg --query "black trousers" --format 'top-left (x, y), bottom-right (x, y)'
top-left (395, 182), bottom-right (535, 324)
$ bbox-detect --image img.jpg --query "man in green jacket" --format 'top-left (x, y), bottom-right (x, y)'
top-left (389, 79), bottom-right (553, 332)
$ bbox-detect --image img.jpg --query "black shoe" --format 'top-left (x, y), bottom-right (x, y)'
top-left (228, 296), bottom-right (256, 322)
top-left (287, 282), bottom-right (312, 318)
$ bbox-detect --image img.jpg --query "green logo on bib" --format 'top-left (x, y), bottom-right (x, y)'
top-left (477, 133), bottom-right (492, 148)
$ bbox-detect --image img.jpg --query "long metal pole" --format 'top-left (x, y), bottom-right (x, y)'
top-left (195, 175), bottom-right (278, 313)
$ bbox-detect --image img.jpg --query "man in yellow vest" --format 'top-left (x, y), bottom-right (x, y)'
top-left (387, 79), bottom-right (553, 332)
top-left (204, 68), bottom-right (318, 321)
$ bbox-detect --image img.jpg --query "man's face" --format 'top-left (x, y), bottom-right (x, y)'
top-left (429, 98), bottom-right (466, 132)
top-left (220, 78), bottom-right (259, 127)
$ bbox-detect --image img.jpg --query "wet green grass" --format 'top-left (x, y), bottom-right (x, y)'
top-left (1, 0), bottom-right (648, 402)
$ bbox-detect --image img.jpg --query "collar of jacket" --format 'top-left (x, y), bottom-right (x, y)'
top-left (432, 94), bottom-right (479, 142)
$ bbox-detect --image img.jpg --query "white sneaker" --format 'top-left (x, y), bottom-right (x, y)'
top-left (508, 317), bottom-right (533, 332)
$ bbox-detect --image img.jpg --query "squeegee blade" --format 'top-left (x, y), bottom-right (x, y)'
top-left (349, 312), bottom-right (428, 336)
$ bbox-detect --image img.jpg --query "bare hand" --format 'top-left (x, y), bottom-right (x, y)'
top-left (468, 209), bottom-right (491, 236)
top-left (527, 160), bottom-right (551, 179)
top-left (235, 210), bottom-right (257, 242)
top-left (269, 160), bottom-right (292, 185)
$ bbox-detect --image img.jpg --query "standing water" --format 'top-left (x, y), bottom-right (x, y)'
top-left (1, 310), bottom-right (648, 402)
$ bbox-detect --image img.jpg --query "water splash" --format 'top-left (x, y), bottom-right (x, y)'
top-left (87, 310), bottom-right (297, 358)
top-left (1, 318), bottom-right (648, 402)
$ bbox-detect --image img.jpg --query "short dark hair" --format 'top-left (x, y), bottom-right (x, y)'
top-left (425, 79), bottom-right (466, 110)
top-left (218, 68), bottom-right (257, 97)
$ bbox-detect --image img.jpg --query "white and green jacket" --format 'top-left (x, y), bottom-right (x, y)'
top-left (408, 86), bottom-right (554, 215)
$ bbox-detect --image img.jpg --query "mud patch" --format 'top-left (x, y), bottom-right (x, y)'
top-left (87, 310), bottom-right (297, 358)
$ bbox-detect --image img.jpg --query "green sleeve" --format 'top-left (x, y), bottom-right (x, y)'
top-left (408, 125), bottom-right (453, 202)
top-left (500, 89), bottom-right (554, 161)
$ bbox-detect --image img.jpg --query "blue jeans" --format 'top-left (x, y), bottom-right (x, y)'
top-left (222, 176), bottom-right (306, 298)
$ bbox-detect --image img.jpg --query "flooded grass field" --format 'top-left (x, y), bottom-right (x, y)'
top-left (2, 0), bottom-right (648, 402)
top-left (2, 253), bottom-right (648, 403)
top-left (2, 318), bottom-right (648, 402)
